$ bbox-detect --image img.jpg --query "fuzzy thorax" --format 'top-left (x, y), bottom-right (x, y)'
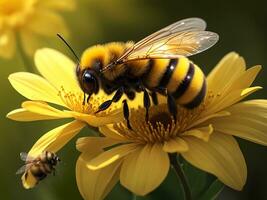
top-left (79, 41), bottom-right (134, 80)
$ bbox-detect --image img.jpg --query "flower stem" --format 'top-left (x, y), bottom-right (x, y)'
top-left (169, 153), bottom-right (192, 200)
top-left (16, 34), bottom-right (34, 72)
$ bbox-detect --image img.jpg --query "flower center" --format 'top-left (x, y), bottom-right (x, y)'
top-left (149, 112), bottom-right (172, 130)
top-left (57, 86), bottom-right (118, 116)
top-left (113, 104), bottom-right (193, 144)
top-left (113, 89), bottom-right (221, 144)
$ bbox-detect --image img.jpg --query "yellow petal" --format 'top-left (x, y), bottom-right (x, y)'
top-left (227, 65), bottom-right (261, 91)
top-left (99, 124), bottom-right (126, 141)
top-left (206, 86), bottom-right (262, 115)
top-left (163, 137), bottom-right (189, 153)
top-left (6, 108), bottom-right (63, 121)
top-left (71, 111), bottom-right (124, 127)
top-left (76, 137), bottom-right (122, 152)
top-left (22, 101), bottom-right (72, 119)
top-left (76, 150), bottom-right (121, 200)
top-left (211, 100), bottom-right (267, 146)
top-left (0, 29), bottom-right (15, 58)
top-left (26, 10), bottom-right (69, 37)
top-left (38, 0), bottom-right (76, 11)
top-left (182, 125), bottom-right (213, 142)
top-left (182, 133), bottom-right (247, 191)
top-left (189, 111), bottom-right (230, 129)
top-left (120, 144), bottom-right (169, 196)
top-left (88, 143), bottom-right (139, 170)
top-left (8, 72), bottom-right (64, 106)
top-left (205, 51), bottom-right (262, 116)
top-left (207, 52), bottom-right (245, 94)
top-left (206, 65), bottom-right (261, 114)
top-left (34, 48), bottom-right (81, 92)
top-left (28, 120), bottom-right (85, 158)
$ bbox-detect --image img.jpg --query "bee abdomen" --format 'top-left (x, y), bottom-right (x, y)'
top-left (171, 62), bottom-right (195, 99)
top-left (159, 59), bottom-right (178, 87)
top-left (169, 58), bottom-right (206, 108)
top-left (148, 57), bottom-right (206, 108)
top-left (143, 59), bottom-right (171, 88)
top-left (184, 79), bottom-right (206, 108)
top-left (30, 164), bottom-right (47, 180)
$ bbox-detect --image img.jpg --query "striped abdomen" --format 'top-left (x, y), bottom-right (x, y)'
top-left (143, 57), bottom-right (206, 108)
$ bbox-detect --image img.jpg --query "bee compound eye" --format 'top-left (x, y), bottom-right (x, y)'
top-left (82, 70), bottom-right (99, 94)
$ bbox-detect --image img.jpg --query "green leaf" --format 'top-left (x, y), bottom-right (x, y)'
top-left (199, 179), bottom-right (224, 200)
top-left (181, 158), bottom-right (224, 199)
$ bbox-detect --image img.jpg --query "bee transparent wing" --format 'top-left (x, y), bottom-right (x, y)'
top-left (20, 152), bottom-right (29, 161)
top-left (16, 152), bottom-right (36, 174)
top-left (16, 165), bottom-right (28, 175)
top-left (132, 17), bottom-right (207, 51)
top-left (102, 18), bottom-right (208, 72)
top-left (125, 30), bottom-right (219, 61)
top-left (20, 152), bottom-right (36, 162)
top-left (106, 18), bottom-right (218, 70)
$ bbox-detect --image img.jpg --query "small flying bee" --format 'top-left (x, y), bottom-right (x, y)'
top-left (16, 151), bottom-right (60, 189)
top-left (60, 18), bottom-right (219, 129)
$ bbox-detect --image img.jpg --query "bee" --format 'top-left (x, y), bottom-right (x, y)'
top-left (16, 151), bottom-right (60, 189)
top-left (60, 18), bottom-right (219, 129)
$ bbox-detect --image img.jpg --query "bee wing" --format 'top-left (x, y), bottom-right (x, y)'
top-left (102, 18), bottom-right (218, 72)
top-left (16, 164), bottom-right (31, 175)
top-left (17, 152), bottom-right (36, 175)
top-left (125, 30), bottom-right (219, 60)
top-left (20, 152), bottom-right (36, 162)
top-left (19, 152), bottom-right (29, 161)
top-left (131, 17), bottom-right (207, 51)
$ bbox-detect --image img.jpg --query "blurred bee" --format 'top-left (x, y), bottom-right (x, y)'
top-left (16, 151), bottom-right (60, 189)
top-left (59, 18), bottom-right (219, 129)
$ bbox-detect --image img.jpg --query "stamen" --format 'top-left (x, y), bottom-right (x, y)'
top-left (113, 92), bottom-right (220, 145)
top-left (57, 86), bottom-right (117, 116)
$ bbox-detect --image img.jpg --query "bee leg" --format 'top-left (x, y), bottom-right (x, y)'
top-left (123, 99), bottom-right (132, 130)
top-left (86, 93), bottom-right (92, 104)
top-left (96, 87), bottom-right (124, 113)
top-left (150, 91), bottom-right (158, 105)
top-left (95, 100), bottom-right (112, 113)
top-left (82, 93), bottom-right (86, 105)
top-left (167, 92), bottom-right (177, 122)
top-left (142, 88), bottom-right (151, 122)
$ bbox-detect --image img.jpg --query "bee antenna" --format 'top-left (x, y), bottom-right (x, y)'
top-left (57, 33), bottom-right (80, 64)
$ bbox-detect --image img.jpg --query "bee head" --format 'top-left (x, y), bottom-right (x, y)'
top-left (56, 34), bottom-right (101, 99)
top-left (76, 67), bottom-right (99, 96)
top-left (76, 45), bottom-right (110, 96)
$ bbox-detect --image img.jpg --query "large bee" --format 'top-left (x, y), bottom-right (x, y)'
top-left (16, 151), bottom-right (60, 189)
top-left (63, 18), bottom-right (219, 129)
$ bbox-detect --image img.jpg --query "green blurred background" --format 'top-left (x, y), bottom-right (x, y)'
top-left (1, 0), bottom-right (267, 199)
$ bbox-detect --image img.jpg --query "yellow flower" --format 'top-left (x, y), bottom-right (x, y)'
top-left (7, 48), bottom-right (132, 159)
top-left (0, 0), bottom-right (75, 58)
top-left (75, 52), bottom-right (267, 199)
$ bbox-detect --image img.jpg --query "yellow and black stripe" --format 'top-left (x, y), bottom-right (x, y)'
top-left (143, 57), bottom-right (206, 108)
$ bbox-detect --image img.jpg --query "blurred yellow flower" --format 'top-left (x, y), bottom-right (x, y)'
top-left (0, 0), bottom-right (75, 58)
top-left (6, 48), bottom-right (128, 160)
top-left (76, 52), bottom-right (267, 199)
